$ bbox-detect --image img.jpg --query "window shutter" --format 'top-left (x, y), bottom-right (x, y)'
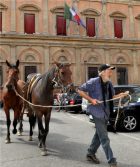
top-left (24, 13), bottom-right (35, 34)
top-left (56, 16), bottom-right (66, 36)
top-left (0, 12), bottom-right (2, 32)
top-left (114, 19), bottom-right (123, 38)
top-left (86, 18), bottom-right (95, 37)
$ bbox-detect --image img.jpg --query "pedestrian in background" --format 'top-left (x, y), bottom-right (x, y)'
top-left (78, 64), bottom-right (127, 167)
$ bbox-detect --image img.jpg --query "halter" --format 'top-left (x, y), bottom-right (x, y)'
top-left (51, 65), bottom-right (64, 89)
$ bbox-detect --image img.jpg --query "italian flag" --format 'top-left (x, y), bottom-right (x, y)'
top-left (64, 3), bottom-right (86, 29)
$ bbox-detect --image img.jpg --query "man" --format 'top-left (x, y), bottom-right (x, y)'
top-left (78, 64), bottom-right (127, 167)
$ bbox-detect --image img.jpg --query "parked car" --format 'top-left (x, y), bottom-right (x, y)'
top-left (66, 92), bottom-right (82, 113)
top-left (114, 84), bottom-right (140, 95)
top-left (81, 84), bottom-right (140, 130)
top-left (113, 85), bottom-right (140, 107)
top-left (109, 88), bottom-right (140, 132)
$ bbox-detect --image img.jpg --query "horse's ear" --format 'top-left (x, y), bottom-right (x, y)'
top-left (6, 60), bottom-right (11, 67)
top-left (16, 59), bottom-right (20, 68)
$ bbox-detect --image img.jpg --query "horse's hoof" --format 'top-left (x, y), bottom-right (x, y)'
top-left (17, 131), bottom-right (22, 136)
top-left (41, 150), bottom-right (47, 156)
top-left (28, 136), bottom-right (33, 141)
top-left (5, 139), bottom-right (11, 144)
top-left (12, 129), bottom-right (17, 134)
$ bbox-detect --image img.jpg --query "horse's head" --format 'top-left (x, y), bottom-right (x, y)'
top-left (5, 60), bottom-right (20, 91)
top-left (52, 62), bottom-right (72, 90)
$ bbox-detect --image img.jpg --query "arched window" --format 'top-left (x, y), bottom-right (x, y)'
top-left (58, 56), bottom-right (68, 63)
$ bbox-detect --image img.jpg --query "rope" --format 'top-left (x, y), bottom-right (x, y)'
top-left (14, 88), bottom-right (131, 108)
top-left (14, 88), bottom-right (131, 129)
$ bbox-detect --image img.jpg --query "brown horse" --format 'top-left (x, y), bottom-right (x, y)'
top-left (2, 60), bottom-right (25, 143)
top-left (24, 62), bottom-right (72, 155)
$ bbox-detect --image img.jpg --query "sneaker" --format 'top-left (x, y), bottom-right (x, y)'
top-left (86, 154), bottom-right (100, 164)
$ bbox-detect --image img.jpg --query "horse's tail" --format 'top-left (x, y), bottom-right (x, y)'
top-left (32, 114), bottom-right (36, 129)
top-left (28, 110), bottom-right (36, 129)
top-left (0, 101), bottom-right (3, 108)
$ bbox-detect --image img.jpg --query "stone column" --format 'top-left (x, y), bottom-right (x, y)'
top-left (43, 0), bottom-right (48, 34)
top-left (101, 1), bottom-right (108, 38)
top-left (44, 46), bottom-right (50, 72)
top-left (75, 47), bottom-right (81, 85)
top-left (104, 48), bottom-right (116, 83)
top-left (132, 49), bottom-right (138, 84)
top-left (72, 0), bottom-right (80, 36)
top-left (104, 48), bottom-right (110, 63)
top-left (128, 4), bottom-right (135, 38)
top-left (11, 0), bottom-right (16, 32)
top-left (2, 10), bottom-right (6, 33)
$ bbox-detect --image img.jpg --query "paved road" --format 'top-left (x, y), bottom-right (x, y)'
top-left (0, 109), bottom-right (140, 167)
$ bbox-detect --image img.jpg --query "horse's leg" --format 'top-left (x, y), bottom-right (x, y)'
top-left (18, 105), bottom-right (24, 136)
top-left (12, 109), bottom-right (20, 134)
top-left (37, 115), bottom-right (47, 156)
top-left (37, 115), bottom-right (43, 148)
top-left (28, 112), bottom-right (36, 141)
top-left (4, 108), bottom-right (11, 143)
top-left (40, 112), bottom-right (51, 156)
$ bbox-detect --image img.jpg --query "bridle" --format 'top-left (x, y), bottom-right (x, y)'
top-left (51, 65), bottom-right (65, 90)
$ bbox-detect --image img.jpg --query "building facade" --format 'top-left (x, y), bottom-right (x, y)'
top-left (0, 0), bottom-right (140, 86)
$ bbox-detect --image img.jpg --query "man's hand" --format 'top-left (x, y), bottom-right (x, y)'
top-left (119, 91), bottom-right (129, 98)
top-left (91, 99), bottom-right (99, 105)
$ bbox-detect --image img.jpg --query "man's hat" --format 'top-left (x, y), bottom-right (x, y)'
top-left (98, 64), bottom-right (115, 73)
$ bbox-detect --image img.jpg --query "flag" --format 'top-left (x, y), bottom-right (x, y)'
top-left (64, 3), bottom-right (86, 29)
top-left (64, 3), bottom-right (72, 20)
top-left (70, 7), bottom-right (86, 29)
top-left (64, 3), bottom-right (72, 29)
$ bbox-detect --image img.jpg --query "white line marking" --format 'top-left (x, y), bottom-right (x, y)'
top-left (67, 113), bottom-right (93, 125)
top-left (67, 113), bottom-right (140, 142)
top-left (119, 133), bottom-right (140, 142)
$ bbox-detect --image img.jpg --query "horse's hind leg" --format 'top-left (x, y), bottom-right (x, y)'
top-left (4, 108), bottom-right (11, 143)
top-left (18, 105), bottom-right (24, 136)
top-left (28, 113), bottom-right (36, 141)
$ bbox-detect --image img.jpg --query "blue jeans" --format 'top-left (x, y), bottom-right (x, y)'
top-left (87, 116), bottom-right (117, 165)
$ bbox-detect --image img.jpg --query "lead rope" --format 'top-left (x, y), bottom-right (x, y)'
top-left (14, 88), bottom-right (131, 127)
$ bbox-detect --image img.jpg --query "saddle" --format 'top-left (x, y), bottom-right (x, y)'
top-left (26, 73), bottom-right (42, 102)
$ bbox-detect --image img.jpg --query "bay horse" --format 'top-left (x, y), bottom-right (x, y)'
top-left (24, 62), bottom-right (72, 155)
top-left (2, 60), bottom-right (25, 143)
